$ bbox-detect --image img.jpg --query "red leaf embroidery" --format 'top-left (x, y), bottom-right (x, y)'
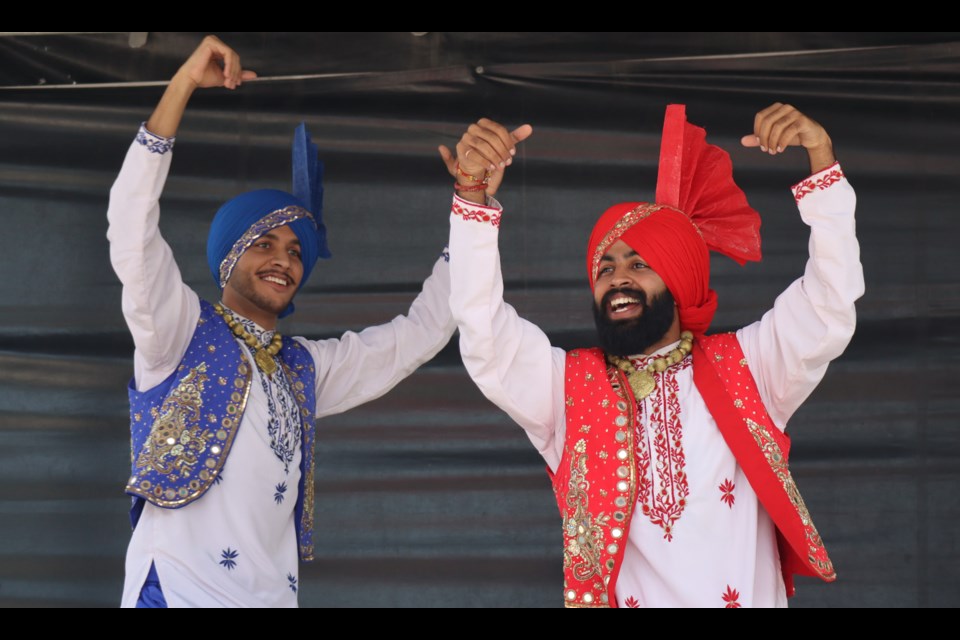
top-left (719, 478), bottom-right (736, 508)
top-left (631, 358), bottom-right (692, 541)
top-left (624, 596), bottom-right (641, 608)
top-left (792, 166), bottom-right (844, 203)
top-left (722, 585), bottom-right (741, 608)
top-left (452, 200), bottom-right (502, 228)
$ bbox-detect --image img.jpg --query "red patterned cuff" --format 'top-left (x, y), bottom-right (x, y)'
top-left (451, 194), bottom-right (502, 228)
top-left (791, 162), bottom-right (844, 204)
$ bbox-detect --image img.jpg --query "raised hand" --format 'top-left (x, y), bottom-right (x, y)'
top-left (741, 103), bottom-right (836, 174)
top-left (175, 35), bottom-right (257, 91)
top-left (439, 118), bottom-right (533, 202)
top-left (147, 36), bottom-right (257, 139)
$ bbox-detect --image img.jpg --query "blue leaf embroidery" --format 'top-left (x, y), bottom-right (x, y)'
top-left (219, 548), bottom-right (239, 570)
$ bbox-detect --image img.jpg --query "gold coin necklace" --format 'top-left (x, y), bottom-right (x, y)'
top-left (214, 303), bottom-right (283, 377)
top-left (607, 331), bottom-right (694, 401)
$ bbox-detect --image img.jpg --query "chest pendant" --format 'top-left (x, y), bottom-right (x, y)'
top-left (626, 370), bottom-right (656, 400)
top-left (608, 331), bottom-right (694, 401)
top-left (255, 349), bottom-right (279, 377)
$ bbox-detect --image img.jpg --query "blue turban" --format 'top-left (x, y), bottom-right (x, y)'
top-left (205, 125), bottom-right (330, 319)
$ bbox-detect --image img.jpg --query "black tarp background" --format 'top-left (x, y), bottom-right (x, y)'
top-left (0, 32), bottom-right (957, 607)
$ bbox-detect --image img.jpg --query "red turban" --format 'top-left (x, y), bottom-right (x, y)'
top-left (586, 105), bottom-right (762, 336)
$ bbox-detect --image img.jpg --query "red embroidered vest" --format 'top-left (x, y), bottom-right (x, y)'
top-left (551, 333), bottom-right (835, 608)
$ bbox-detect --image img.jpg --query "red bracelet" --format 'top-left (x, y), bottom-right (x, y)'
top-left (454, 181), bottom-right (487, 192)
top-left (455, 163), bottom-right (489, 184)
top-left (454, 182), bottom-right (487, 192)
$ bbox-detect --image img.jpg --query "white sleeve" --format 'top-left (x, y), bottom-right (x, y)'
top-left (297, 254), bottom-right (457, 419)
top-left (737, 163), bottom-right (864, 431)
top-left (448, 195), bottom-right (567, 471)
top-left (107, 126), bottom-right (201, 392)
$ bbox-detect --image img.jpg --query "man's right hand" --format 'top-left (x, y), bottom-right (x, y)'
top-left (740, 103), bottom-right (835, 175)
top-left (174, 35), bottom-right (257, 91)
top-left (146, 36), bottom-right (257, 139)
top-left (438, 118), bottom-right (533, 203)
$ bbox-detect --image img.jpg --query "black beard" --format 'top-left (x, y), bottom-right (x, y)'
top-left (593, 287), bottom-right (677, 357)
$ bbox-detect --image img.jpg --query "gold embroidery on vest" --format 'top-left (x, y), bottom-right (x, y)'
top-left (136, 364), bottom-right (212, 482)
top-left (563, 439), bottom-right (611, 584)
top-left (561, 351), bottom-right (639, 607)
top-left (745, 418), bottom-right (835, 579)
top-left (130, 357), bottom-right (253, 507)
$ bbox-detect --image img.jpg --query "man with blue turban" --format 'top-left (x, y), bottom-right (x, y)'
top-left (107, 36), bottom-right (455, 607)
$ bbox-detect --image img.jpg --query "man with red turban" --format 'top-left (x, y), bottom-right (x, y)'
top-left (441, 104), bottom-right (863, 607)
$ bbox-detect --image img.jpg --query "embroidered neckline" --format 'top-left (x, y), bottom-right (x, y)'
top-left (220, 303), bottom-right (276, 347)
top-left (630, 354), bottom-right (692, 541)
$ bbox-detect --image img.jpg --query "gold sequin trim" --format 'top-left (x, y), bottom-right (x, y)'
top-left (561, 359), bottom-right (640, 607)
top-left (283, 358), bottom-right (315, 561)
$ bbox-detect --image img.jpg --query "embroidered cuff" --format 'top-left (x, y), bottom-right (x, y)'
top-left (791, 162), bottom-right (844, 204)
top-left (451, 193), bottom-right (502, 228)
top-left (135, 122), bottom-right (176, 155)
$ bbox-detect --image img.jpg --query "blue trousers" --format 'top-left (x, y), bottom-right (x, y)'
top-left (135, 562), bottom-right (168, 608)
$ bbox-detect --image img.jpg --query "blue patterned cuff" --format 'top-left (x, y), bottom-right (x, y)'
top-left (135, 123), bottom-right (175, 155)
top-left (440, 246), bottom-right (450, 263)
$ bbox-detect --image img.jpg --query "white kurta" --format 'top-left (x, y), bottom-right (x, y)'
top-left (108, 126), bottom-right (456, 607)
top-left (448, 164), bottom-right (863, 608)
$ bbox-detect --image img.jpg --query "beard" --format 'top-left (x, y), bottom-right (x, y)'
top-left (226, 269), bottom-right (294, 319)
top-left (593, 287), bottom-right (677, 357)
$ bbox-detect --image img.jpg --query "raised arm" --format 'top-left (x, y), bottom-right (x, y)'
top-left (107, 36), bottom-right (256, 391)
top-left (297, 254), bottom-right (457, 418)
top-left (737, 104), bottom-right (865, 429)
top-left (438, 120), bottom-right (568, 469)
top-left (144, 35), bottom-right (254, 138)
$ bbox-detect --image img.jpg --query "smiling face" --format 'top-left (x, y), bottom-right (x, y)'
top-left (592, 239), bottom-right (680, 356)
top-left (221, 224), bottom-right (303, 329)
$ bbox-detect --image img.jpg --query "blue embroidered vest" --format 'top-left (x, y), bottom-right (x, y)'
top-left (125, 300), bottom-right (318, 561)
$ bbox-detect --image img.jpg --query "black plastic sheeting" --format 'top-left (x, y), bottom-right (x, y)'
top-left (0, 32), bottom-right (958, 607)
